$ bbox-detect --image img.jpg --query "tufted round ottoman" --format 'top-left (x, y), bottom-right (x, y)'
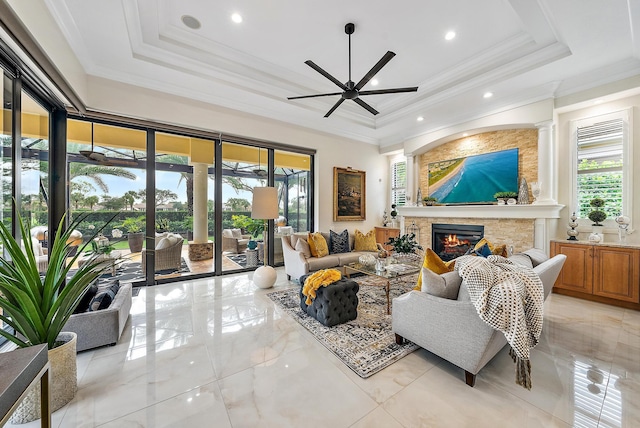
top-left (299, 276), bottom-right (359, 327)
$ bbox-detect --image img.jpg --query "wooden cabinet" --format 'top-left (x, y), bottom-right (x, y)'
top-left (375, 227), bottom-right (400, 252)
top-left (551, 240), bottom-right (640, 309)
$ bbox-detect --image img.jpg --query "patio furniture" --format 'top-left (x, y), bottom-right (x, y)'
top-left (142, 233), bottom-right (184, 274)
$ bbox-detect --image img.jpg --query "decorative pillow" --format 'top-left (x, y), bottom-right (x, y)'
top-left (420, 268), bottom-right (463, 300)
top-left (88, 282), bottom-right (121, 312)
top-left (329, 229), bottom-right (350, 254)
top-left (523, 248), bottom-right (549, 266)
top-left (295, 238), bottom-right (312, 258)
top-left (308, 232), bottom-right (329, 258)
top-left (155, 237), bottom-right (170, 250)
top-left (473, 238), bottom-right (508, 257)
top-left (231, 228), bottom-right (243, 239)
top-left (222, 229), bottom-right (234, 238)
top-left (509, 253), bottom-right (534, 269)
top-left (73, 281), bottom-right (99, 314)
top-left (353, 229), bottom-right (378, 252)
top-left (415, 248), bottom-right (456, 290)
top-left (476, 243), bottom-right (492, 258)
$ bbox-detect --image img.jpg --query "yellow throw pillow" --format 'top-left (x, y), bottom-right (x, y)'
top-left (308, 232), bottom-right (329, 258)
top-left (414, 248), bottom-right (456, 290)
top-left (354, 229), bottom-right (378, 252)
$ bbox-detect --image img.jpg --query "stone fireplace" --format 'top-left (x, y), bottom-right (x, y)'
top-left (396, 204), bottom-right (564, 255)
top-left (432, 223), bottom-right (484, 261)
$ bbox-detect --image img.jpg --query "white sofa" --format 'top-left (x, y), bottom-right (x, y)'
top-left (392, 249), bottom-right (566, 387)
top-left (281, 232), bottom-right (383, 281)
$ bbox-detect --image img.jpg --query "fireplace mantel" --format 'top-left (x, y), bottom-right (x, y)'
top-left (396, 204), bottom-right (564, 220)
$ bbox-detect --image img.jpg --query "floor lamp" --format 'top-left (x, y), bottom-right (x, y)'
top-left (251, 187), bottom-right (279, 289)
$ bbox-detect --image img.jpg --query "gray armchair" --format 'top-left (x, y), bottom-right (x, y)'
top-left (392, 250), bottom-right (566, 387)
top-left (222, 228), bottom-right (251, 254)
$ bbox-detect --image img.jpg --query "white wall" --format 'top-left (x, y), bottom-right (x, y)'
top-left (556, 94), bottom-right (640, 244)
top-left (86, 76), bottom-right (389, 234)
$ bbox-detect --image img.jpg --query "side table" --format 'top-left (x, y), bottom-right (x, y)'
top-left (0, 344), bottom-right (50, 427)
top-left (246, 249), bottom-right (259, 267)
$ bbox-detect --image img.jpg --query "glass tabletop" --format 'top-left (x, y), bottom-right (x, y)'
top-left (346, 260), bottom-right (421, 279)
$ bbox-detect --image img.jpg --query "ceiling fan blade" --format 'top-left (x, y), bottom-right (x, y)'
top-left (324, 99), bottom-right (345, 118)
top-left (353, 98), bottom-right (379, 115)
top-left (358, 87), bottom-right (419, 96)
top-left (305, 60), bottom-right (348, 91)
top-left (288, 92), bottom-right (343, 100)
top-left (354, 51), bottom-right (396, 91)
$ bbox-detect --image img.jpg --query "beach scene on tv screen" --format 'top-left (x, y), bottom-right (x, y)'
top-left (428, 148), bottom-right (519, 204)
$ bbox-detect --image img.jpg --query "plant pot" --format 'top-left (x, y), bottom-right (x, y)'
top-left (591, 225), bottom-right (604, 243)
top-left (496, 198), bottom-right (506, 205)
top-left (127, 232), bottom-right (144, 253)
top-left (10, 332), bottom-right (78, 424)
top-left (248, 239), bottom-right (258, 250)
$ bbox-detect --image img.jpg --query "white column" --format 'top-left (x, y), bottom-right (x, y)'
top-left (534, 120), bottom-right (557, 205)
top-left (192, 162), bottom-right (208, 244)
top-left (405, 154), bottom-right (414, 205)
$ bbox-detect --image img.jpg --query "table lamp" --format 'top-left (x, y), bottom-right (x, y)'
top-left (251, 187), bottom-right (279, 288)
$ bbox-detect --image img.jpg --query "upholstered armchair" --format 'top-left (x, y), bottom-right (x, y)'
top-left (222, 228), bottom-right (251, 254)
top-left (142, 233), bottom-right (184, 274)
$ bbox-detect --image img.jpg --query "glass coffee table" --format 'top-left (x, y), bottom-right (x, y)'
top-left (344, 260), bottom-right (422, 315)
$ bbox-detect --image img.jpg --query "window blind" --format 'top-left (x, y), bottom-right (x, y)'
top-left (391, 160), bottom-right (407, 206)
top-left (576, 118), bottom-right (623, 218)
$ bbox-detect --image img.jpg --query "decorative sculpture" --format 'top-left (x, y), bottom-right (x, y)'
top-left (416, 188), bottom-right (423, 206)
top-left (567, 212), bottom-right (579, 240)
top-left (517, 178), bottom-right (529, 204)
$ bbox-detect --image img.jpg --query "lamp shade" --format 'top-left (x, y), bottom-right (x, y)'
top-left (251, 187), bottom-right (279, 220)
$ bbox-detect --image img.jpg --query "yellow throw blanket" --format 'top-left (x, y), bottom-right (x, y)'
top-left (302, 269), bottom-right (342, 305)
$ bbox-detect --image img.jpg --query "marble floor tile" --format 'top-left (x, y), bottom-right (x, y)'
top-left (382, 363), bottom-right (575, 427)
top-left (97, 383), bottom-right (232, 428)
top-left (218, 347), bottom-right (378, 428)
top-left (7, 269), bottom-right (640, 427)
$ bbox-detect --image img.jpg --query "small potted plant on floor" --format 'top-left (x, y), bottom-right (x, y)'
top-left (0, 210), bottom-right (116, 423)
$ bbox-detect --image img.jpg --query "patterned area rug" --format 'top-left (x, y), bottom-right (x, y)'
top-left (267, 273), bottom-right (419, 378)
top-left (70, 258), bottom-right (191, 287)
top-left (226, 254), bottom-right (247, 268)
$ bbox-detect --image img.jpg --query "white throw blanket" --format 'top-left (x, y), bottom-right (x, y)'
top-left (455, 254), bottom-right (544, 389)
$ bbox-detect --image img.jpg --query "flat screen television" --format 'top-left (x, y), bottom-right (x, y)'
top-left (428, 148), bottom-right (519, 204)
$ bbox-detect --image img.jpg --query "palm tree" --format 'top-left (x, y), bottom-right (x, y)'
top-left (69, 163), bottom-right (137, 193)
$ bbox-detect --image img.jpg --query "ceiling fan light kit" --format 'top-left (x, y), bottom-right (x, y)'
top-left (288, 23), bottom-right (418, 117)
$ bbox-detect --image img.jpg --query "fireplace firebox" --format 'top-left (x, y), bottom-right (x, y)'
top-left (432, 223), bottom-right (484, 261)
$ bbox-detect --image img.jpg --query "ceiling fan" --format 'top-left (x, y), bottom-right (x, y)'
top-left (79, 123), bottom-right (139, 167)
top-left (288, 23), bottom-right (418, 117)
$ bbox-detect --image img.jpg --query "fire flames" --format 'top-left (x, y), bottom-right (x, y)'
top-left (443, 234), bottom-right (470, 247)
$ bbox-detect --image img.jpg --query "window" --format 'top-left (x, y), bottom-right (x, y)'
top-left (391, 158), bottom-right (407, 206)
top-left (573, 110), bottom-right (631, 220)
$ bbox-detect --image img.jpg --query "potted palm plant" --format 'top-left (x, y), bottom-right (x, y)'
top-left (0, 211), bottom-right (116, 423)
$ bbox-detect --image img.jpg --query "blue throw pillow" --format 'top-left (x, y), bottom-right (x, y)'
top-left (476, 243), bottom-right (492, 258)
top-left (88, 281), bottom-right (121, 311)
top-left (329, 229), bottom-right (350, 254)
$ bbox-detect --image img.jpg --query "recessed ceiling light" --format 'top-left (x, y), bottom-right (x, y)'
top-left (371, 79), bottom-right (379, 86)
top-left (462, 133), bottom-right (468, 137)
top-left (417, 116), bottom-right (424, 122)
top-left (231, 13), bottom-right (243, 23)
top-left (483, 92), bottom-right (493, 99)
top-left (445, 31), bottom-right (456, 41)
top-left (181, 15), bottom-right (201, 30)
top-left (593, 99), bottom-right (603, 105)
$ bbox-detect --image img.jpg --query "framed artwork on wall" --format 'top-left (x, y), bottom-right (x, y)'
top-left (333, 167), bottom-right (366, 221)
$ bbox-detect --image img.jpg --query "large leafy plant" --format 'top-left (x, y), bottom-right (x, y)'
top-left (231, 214), bottom-right (265, 238)
top-left (0, 211), bottom-right (116, 349)
top-left (385, 233), bottom-right (423, 254)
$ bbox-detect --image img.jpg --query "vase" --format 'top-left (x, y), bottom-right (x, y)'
top-left (10, 332), bottom-right (78, 424)
top-left (591, 225), bottom-right (604, 243)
